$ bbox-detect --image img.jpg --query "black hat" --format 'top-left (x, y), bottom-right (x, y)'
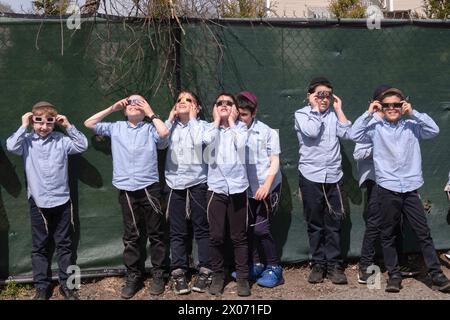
top-left (372, 85), bottom-right (405, 101)
top-left (308, 77), bottom-right (333, 93)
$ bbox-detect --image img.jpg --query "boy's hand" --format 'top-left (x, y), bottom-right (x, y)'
top-left (368, 100), bottom-right (382, 114)
top-left (255, 184), bottom-right (270, 201)
top-left (137, 100), bottom-right (155, 117)
top-left (111, 99), bottom-right (128, 112)
top-left (212, 106), bottom-right (220, 125)
top-left (21, 112), bottom-right (33, 128)
top-left (56, 115), bottom-right (71, 128)
top-left (228, 105), bottom-right (239, 126)
top-left (401, 101), bottom-right (413, 116)
top-left (333, 94), bottom-right (342, 111)
top-left (168, 105), bottom-right (178, 123)
top-left (189, 104), bottom-right (199, 120)
top-left (308, 93), bottom-right (320, 112)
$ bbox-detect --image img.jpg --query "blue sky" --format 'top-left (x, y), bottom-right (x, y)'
top-left (2, 0), bottom-right (33, 13)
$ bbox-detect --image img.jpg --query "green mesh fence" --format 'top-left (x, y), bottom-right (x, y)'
top-left (0, 17), bottom-right (449, 279)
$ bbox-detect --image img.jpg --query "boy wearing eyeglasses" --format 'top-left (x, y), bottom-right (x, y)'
top-left (84, 95), bottom-right (170, 299)
top-left (351, 86), bottom-right (450, 293)
top-left (295, 77), bottom-right (351, 286)
top-left (160, 90), bottom-right (211, 295)
top-left (203, 93), bottom-right (251, 297)
top-left (6, 101), bottom-right (88, 300)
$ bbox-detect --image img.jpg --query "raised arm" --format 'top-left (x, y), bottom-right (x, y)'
top-left (84, 98), bottom-right (128, 130)
top-left (6, 112), bottom-right (33, 155)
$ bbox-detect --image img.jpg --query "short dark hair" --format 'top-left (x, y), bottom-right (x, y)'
top-left (308, 76), bottom-right (333, 94)
top-left (213, 92), bottom-right (237, 107)
top-left (175, 89), bottom-right (201, 107)
top-left (236, 94), bottom-right (257, 114)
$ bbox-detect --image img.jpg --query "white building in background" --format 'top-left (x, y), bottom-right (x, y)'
top-left (270, 0), bottom-right (425, 18)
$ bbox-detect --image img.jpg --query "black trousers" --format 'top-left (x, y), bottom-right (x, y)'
top-left (378, 186), bottom-right (442, 278)
top-left (29, 198), bottom-right (73, 290)
top-left (118, 183), bottom-right (167, 277)
top-left (299, 172), bottom-right (344, 270)
top-left (207, 191), bottom-right (249, 280)
top-left (248, 184), bottom-right (281, 266)
top-left (168, 183), bottom-right (210, 272)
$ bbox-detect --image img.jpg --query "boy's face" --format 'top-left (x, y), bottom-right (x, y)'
top-left (32, 114), bottom-right (55, 138)
top-left (176, 92), bottom-right (197, 115)
top-left (125, 95), bottom-right (145, 121)
top-left (238, 107), bottom-right (254, 127)
top-left (381, 95), bottom-right (402, 123)
top-left (215, 95), bottom-right (235, 119)
top-left (312, 85), bottom-right (332, 113)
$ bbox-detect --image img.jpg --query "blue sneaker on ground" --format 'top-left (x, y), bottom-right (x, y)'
top-left (231, 263), bottom-right (265, 281)
top-left (257, 265), bottom-right (284, 288)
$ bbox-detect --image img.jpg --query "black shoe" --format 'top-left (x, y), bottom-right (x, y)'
top-left (431, 273), bottom-right (450, 293)
top-left (236, 279), bottom-right (251, 297)
top-left (59, 286), bottom-right (79, 300)
top-left (192, 269), bottom-right (212, 293)
top-left (149, 270), bottom-right (165, 296)
top-left (385, 277), bottom-right (402, 293)
top-left (172, 270), bottom-right (190, 295)
top-left (33, 288), bottom-right (49, 300)
top-left (400, 264), bottom-right (421, 278)
top-left (121, 273), bottom-right (143, 299)
top-left (209, 272), bottom-right (224, 295)
top-left (308, 264), bottom-right (325, 284)
top-left (327, 266), bottom-right (348, 285)
top-left (358, 267), bottom-right (372, 284)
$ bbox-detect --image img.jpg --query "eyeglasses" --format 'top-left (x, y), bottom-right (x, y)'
top-left (177, 97), bottom-right (193, 104)
top-left (216, 100), bottom-right (234, 107)
top-left (381, 102), bottom-right (403, 109)
top-left (127, 99), bottom-right (142, 106)
top-left (33, 116), bottom-right (56, 124)
top-left (316, 91), bottom-right (332, 99)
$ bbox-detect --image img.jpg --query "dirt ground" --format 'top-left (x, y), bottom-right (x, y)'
top-left (5, 257), bottom-right (450, 300)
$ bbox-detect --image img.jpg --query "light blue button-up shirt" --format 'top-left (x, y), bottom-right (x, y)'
top-left (95, 121), bottom-right (166, 191)
top-left (6, 126), bottom-right (88, 208)
top-left (162, 118), bottom-right (208, 190)
top-left (294, 105), bottom-right (352, 184)
top-left (353, 142), bottom-right (375, 187)
top-left (246, 118), bottom-right (282, 198)
top-left (350, 110), bottom-right (439, 193)
top-left (352, 114), bottom-right (382, 187)
top-left (203, 121), bottom-right (249, 195)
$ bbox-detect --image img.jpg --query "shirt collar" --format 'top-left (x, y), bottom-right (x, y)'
top-left (31, 131), bottom-right (56, 141)
top-left (248, 118), bottom-right (260, 133)
top-left (126, 121), bottom-right (145, 129)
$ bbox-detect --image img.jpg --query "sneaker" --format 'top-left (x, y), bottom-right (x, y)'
top-left (171, 269), bottom-right (190, 295)
top-left (358, 268), bottom-right (372, 284)
top-left (33, 288), bottom-right (50, 300)
top-left (257, 265), bottom-right (285, 288)
top-left (121, 273), bottom-right (143, 299)
top-left (385, 277), bottom-right (402, 293)
top-left (59, 286), bottom-right (79, 300)
top-left (400, 264), bottom-right (421, 278)
top-left (308, 264), bottom-right (325, 284)
top-left (236, 279), bottom-right (251, 297)
top-left (209, 272), bottom-right (224, 296)
top-left (149, 270), bottom-right (165, 296)
top-left (231, 263), bottom-right (265, 281)
top-left (431, 273), bottom-right (450, 293)
top-left (192, 268), bottom-right (212, 293)
top-left (327, 266), bottom-right (348, 285)
top-left (439, 252), bottom-right (450, 269)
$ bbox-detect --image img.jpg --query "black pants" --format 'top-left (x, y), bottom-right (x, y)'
top-left (29, 198), bottom-right (73, 290)
top-left (299, 172), bottom-right (344, 270)
top-left (248, 184), bottom-right (281, 266)
top-left (378, 186), bottom-right (442, 278)
top-left (118, 183), bottom-right (166, 277)
top-left (168, 183), bottom-right (210, 271)
top-left (207, 191), bottom-right (249, 280)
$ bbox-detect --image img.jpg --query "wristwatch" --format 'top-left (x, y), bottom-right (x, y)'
top-left (149, 114), bottom-right (160, 122)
